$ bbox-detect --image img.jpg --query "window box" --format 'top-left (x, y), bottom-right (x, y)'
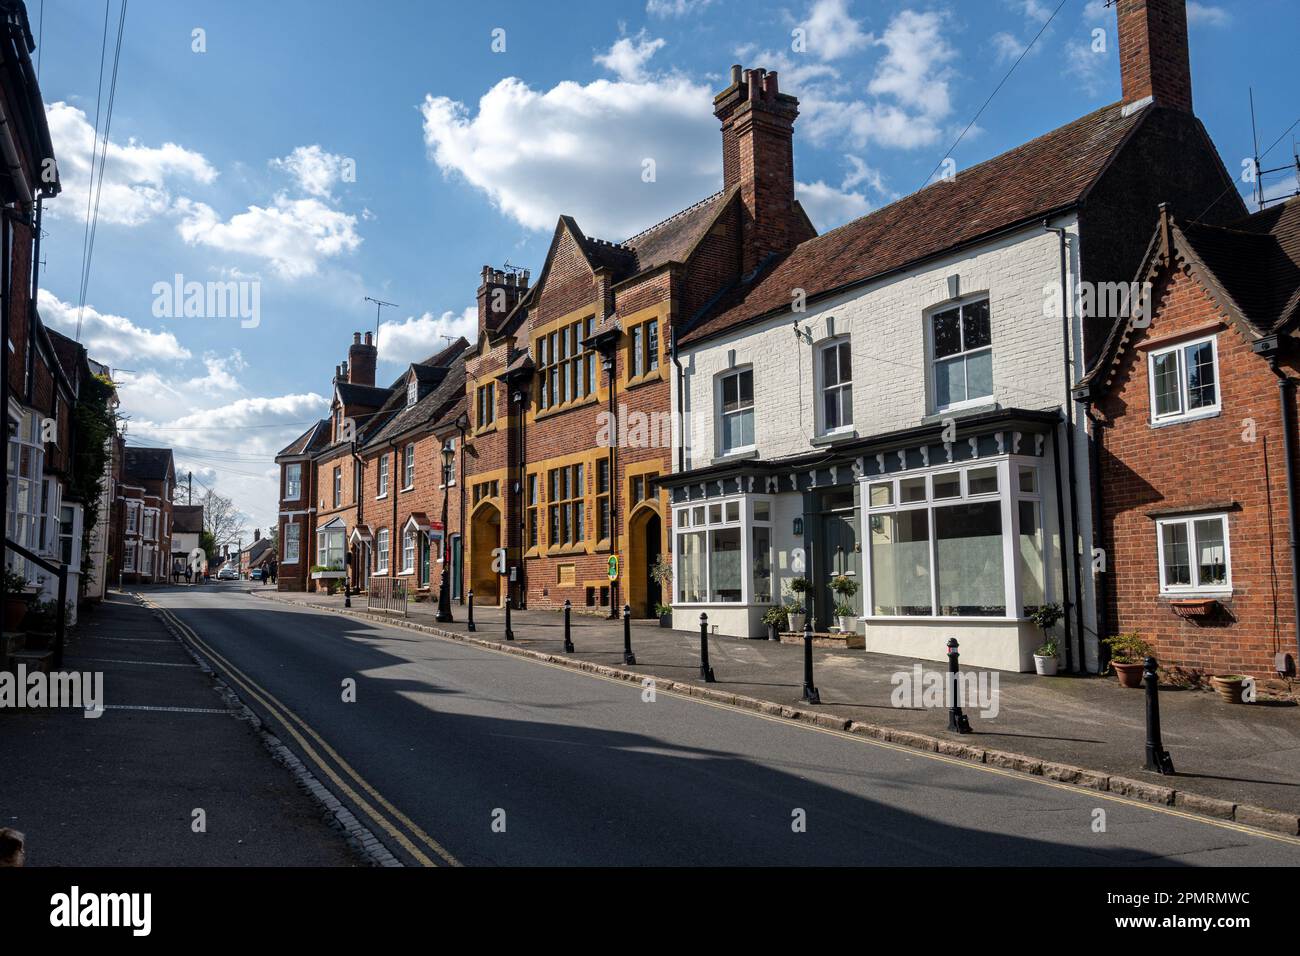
top-left (1169, 597), bottom-right (1221, 620)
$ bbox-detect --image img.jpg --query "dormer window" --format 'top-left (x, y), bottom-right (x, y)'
top-left (407, 377), bottom-right (418, 408)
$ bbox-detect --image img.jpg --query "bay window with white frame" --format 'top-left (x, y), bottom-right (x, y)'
top-left (863, 456), bottom-right (1049, 620)
top-left (317, 523), bottom-right (345, 572)
top-left (673, 497), bottom-right (773, 606)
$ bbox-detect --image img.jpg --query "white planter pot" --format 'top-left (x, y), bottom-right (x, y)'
top-left (837, 616), bottom-right (856, 633)
top-left (1033, 654), bottom-right (1059, 676)
top-left (787, 612), bottom-right (806, 634)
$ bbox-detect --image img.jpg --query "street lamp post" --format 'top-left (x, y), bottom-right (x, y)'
top-left (435, 441), bottom-right (455, 623)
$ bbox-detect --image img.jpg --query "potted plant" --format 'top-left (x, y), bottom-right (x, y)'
top-left (833, 601), bottom-right (857, 633)
top-left (1210, 674), bottom-right (1249, 704)
top-left (1028, 603), bottom-right (1064, 676)
top-left (649, 556), bottom-right (673, 619)
top-left (654, 602), bottom-right (673, 628)
top-left (829, 575), bottom-right (859, 631)
top-left (1104, 632), bottom-right (1151, 688)
top-left (785, 578), bottom-right (810, 633)
top-left (3, 567), bottom-right (31, 632)
top-left (762, 605), bottom-right (788, 641)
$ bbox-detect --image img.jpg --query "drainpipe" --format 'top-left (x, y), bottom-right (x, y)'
top-left (389, 439), bottom-right (399, 575)
top-left (671, 326), bottom-right (686, 474)
top-left (1046, 220), bottom-right (1087, 673)
top-left (1083, 403), bottom-right (1110, 669)
top-left (457, 418), bottom-right (466, 603)
top-left (604, 344), bottom-right (619, 618)
top-left (1260, 339), bottom-right (1300, 672)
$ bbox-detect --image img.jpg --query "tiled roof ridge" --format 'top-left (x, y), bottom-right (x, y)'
top-left (621, 188), bottom-right (726, 246)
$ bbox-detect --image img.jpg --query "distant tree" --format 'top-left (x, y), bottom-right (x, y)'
top-left (201, 489), bottom-right (248, 551)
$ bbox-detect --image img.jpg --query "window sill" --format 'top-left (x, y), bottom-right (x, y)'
top-left (401, 485), bottom-right (414, 493)
top-left (1148, 408), bottom-right (1221, 429)
top-left (546, 545), bottom-right (588, 557)
top-left (711, 447), bottom-right (758, 466)
top-left (375, 494), bottom-right (388, 501)
top-left (1159, 590), bottom-right (1232, 600)
top-left (624, 370), bottom-right (664, 390)
top-left (534, 395), bottom-right (599, 421)
top-left (926, 400), bottom-right (998, 422)
top-left (810, 429), bottom-right (858, 447)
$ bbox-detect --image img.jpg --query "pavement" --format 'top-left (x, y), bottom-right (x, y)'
top-left (259, 583), bottom-right (1300, 822)
top-left (128, 584), bottom-right (1300, 865)
top-left (0, 590), bottom-right (358, 866)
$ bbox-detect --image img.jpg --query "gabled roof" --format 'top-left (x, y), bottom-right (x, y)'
top-left (362, 352), bottom-right (468, 450)
top-left (124, 446), bottom-right (174, 482)
top-left (172, 504), bottom-right (204, 534)
top-left (335, 382), bottom-right (391, 408)
top-left (384, 336), bottom-right (470, 390)
top-left (276, 419), bottom-right (329, 458)
top-left (492, 189), bottom-right (741, 340)
top-left (1080, 198), bottom-right (1300, 396)
top-left (681, 101), bottom-right (1150, 346)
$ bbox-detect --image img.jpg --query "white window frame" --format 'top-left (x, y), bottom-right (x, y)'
top-left (316, 522), bottom-right (345, 571)
top-left (716, 367), bottom-right (755, 456)
top-left (283, 522), bottom-right (301, 565)
top-left (1147, 333), bottom-right (1221, 426)
top-left (928, 295), bottom-right (993, 414)
top-left (401, 528), bottom-right (417, 574)
top-left (1155, 512), bottom-right (1231, 595)
top-left (402, 443), bottom-right (415, 491)
top-left (6, 409), bottom-right (45, 573)
top-left (333, 466), bottom-right (342, 508)
top-left (125, 500), bottom-right (141, 535)
top-left (377, 454), bottom-right (389, 498)
top-left (407, 377), bottom-right (418, 408)
top-left (815, 336), bottom-right (853, 436)
top-left (375, 528), bottom-right (390, 573)
top-left (861, 456), bottom-right (1048, 622)
top-left (672, 496), bottom-right (773, 606)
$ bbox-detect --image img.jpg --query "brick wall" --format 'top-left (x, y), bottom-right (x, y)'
top-left (1097, 261), bottom-right (1297, 676)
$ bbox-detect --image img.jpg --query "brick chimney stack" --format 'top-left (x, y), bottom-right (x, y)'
top-left (347, 330), bottom-right (377, 387)
top-left (477, 265), bottom-right (530, 338)
top-left (1116, 0), bottom-right (1193, 114)
top-left (714, 65), bottom-right (806, 275)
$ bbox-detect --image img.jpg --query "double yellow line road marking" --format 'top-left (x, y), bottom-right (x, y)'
top-left (140, 596), bottom-right (461, 867)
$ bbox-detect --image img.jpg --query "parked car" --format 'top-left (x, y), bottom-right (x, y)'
top-left (250, 567), bottom-right (264, 582)
top-left (217, 567), bottom-right (238, 581)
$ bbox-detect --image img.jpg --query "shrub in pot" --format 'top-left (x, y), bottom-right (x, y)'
top-left (654, 602), bottom-right (673, 628)
top-left (3, 567), bottom-right (30, 631)
top-left (1104, 632), bottom-right (1151, 688)
top-left (829, 576), bottom-right (859, 632)
top-left (833, 601), bottom-right (856, 633)
top-left (761, 605), bottom-right (788, 641)
top-left (785, 578), bottom-right (810, 633)
top-left (1028, 603), bottom-right (1064, 675)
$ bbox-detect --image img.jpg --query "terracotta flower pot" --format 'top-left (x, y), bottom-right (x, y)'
top-left (1211, 676), bottom-right (1247, 704)
top-left (3, 597), bottom-right (27, 632)
top-left (1112, 661), bottom-right (1145, 688)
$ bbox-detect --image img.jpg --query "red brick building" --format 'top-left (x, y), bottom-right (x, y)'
top-left (1079, 200), bottom-right (1300, 678)
top-left (461, 63), bottom-right (815, 617)
top-left (116, 447), bottom-right (176, 585)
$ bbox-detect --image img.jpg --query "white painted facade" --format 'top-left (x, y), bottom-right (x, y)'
top-left (669, 216), bottom-right (1101, 672)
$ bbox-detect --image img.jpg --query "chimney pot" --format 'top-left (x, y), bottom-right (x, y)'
top-left (730, 63), bottom-right (742, 86)
top-left (764, 71), bottom-right (779, 97)
top-left (353, 332), bottom-right (361, 344)
top-left (364, 331), bottom-right (373, 346)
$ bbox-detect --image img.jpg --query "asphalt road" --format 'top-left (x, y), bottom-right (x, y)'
top-left (142, 584), bottom-right (1300, 867)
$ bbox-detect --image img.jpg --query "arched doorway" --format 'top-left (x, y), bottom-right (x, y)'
top-left (470, 502), bottom-right (502, 606)
top-left (627, 505), bottom-right (663, 618)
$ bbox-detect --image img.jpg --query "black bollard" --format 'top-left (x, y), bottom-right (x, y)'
top-left (622, 604), bottom-right (636, 665)
top-left (563, 599), bottom-right (574, 653)
top-left (946, 638), bottom-right (971, 734)
top-left (344, 580), bottom-right (351, 609)
top-left (801, 620), bottom-right (820, 704)
top-left (1144, 656), bottom-right (1175, 774)
top-left (504, 595), bottom-right (514, 642)
top-left (699, 613), bottom-right (716, 683)
top-left (467, 589), bottom-right (475, 632)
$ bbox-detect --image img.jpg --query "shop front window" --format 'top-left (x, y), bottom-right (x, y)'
top-left (864, 457), bottom-right (1046, 619)
top-left (673, 496), bottom-right (773, 605)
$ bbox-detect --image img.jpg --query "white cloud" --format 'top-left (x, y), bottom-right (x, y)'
top-left (842, 154), bottom-right (887, 194)
top-left (420, 74), bottom-right (718, 239)
top-left (271, 145), bottom-right (352, 198)
top-left (646, 0), bottom-right (712, 16)
top-left (1187, 3), bottom-right (1231, 27)
top-left (43, 102), bottom-right (217, 226)
top-left (1010, 0), bottom-right (1054, 23)
top-left (795, 179), bottom-right (868, 231)
top-left (377, 307), bottom-right (477, 367)
top-left (796, 9), bottom-right (957, 151)
top-left (174, 195), bottom-right (361, 278)
top-left (1064, 34), bottom-right (1110, 94)
top-left (992, 31), bottom-right (1028, 63)
top-left (37, 289), bottom-right (191, 366)
top-left (797, 0), bottom-right (872, 62)
top-left (595, 31), bottom-right (667, 82)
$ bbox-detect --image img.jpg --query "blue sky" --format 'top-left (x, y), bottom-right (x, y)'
top-left (30, 0), bottom-right (1299, 531)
